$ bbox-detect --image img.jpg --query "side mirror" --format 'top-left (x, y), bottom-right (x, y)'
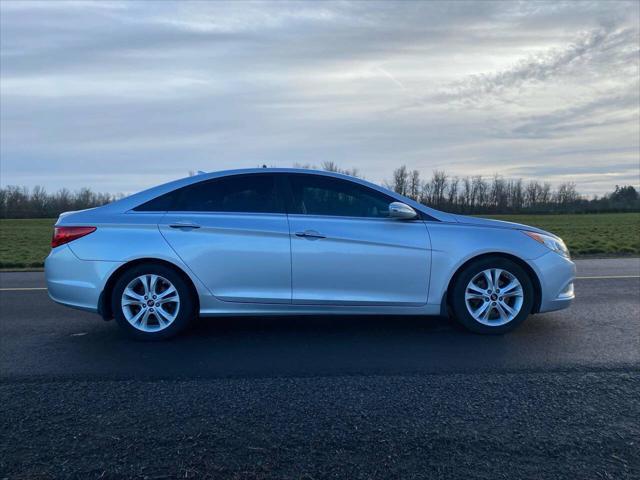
top-left (388, 202), bottom-right (418, 220)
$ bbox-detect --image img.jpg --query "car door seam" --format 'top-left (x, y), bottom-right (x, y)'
top-left (286, 213), bottom-right (294, 304)
top-left (422, 220), bottom-right (433, 306)
top-left (156, 222), bottom-right (217, 298)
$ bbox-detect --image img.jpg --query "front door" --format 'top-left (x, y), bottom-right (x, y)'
top-left (285, 174), bottom-right (431, 306)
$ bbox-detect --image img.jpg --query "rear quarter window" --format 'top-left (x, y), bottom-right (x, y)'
top-left (133, 174), bottom-right (283, 213)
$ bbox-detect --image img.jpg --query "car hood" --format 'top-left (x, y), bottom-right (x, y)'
top-left (452, 214), bottom-right (555, 237)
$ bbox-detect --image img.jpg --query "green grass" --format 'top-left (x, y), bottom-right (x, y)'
top-left (0, 218), bottom-right (55, 269)
top-left (0, 213), bottom-right (638, 269)
top-left (483, 212), bottom-right (640, 257)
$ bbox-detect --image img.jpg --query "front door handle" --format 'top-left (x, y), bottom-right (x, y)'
top-left (295, 230), bottom-right (326, 240)
top-left (169, 222), bottom-right (201, 230)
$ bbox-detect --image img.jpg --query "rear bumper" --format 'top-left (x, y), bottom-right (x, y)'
top-left (529, 252), bottom-right (576, 313)
top-left (45, 245), bottom-right (122, 313)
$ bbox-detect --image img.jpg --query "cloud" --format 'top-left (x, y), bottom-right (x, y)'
top-left (407, 26), bottom-right (639, 108)
top-left (499, 86), bottom-right (640, 139)
top-left (0, 0), bottom-right (638, 195)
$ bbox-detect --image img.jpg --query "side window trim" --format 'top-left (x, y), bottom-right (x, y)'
top-left (278, 174), bottom-right (297, 215)
top-left (158, 210), bottom-right (287, 216)
top-left (287, 212), bottom-right (403, 222)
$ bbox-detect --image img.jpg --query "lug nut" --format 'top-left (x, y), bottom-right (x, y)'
top-left (492, 302), bottom-right (496, 306)
top-left (153, 295), bottom-right (157, 299)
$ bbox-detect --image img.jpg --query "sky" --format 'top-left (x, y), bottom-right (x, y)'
top-left (1, 0), bottom-right (639, 196)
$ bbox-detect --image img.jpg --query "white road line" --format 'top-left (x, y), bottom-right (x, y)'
top-left (0, 287), bottom-right (47, 291)
top-left (576, 275), bottom-right (640, 280)
top-left (0, 275), bottom-right (638, 292)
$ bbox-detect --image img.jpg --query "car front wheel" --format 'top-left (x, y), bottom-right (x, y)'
top-left (450, 257), bottom-right (534, 334)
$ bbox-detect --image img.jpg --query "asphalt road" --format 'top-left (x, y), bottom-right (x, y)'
top-left (1, 258), bottom-right (639, 479)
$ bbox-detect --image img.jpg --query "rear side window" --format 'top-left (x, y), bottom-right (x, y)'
top-left (134, 190), bottom-right (178, 212)
top-left (134, 174), bottom-right (284, 213)
top-left (287, 174), bottom-right (393, 218)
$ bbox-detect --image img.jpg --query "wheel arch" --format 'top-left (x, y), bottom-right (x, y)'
top-left (443, 252), bottom-right (542, 316)
top-left (98, 258), bottom-right (200, 320)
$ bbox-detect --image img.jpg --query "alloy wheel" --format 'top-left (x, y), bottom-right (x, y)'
top-left (121, 274), bottom-right (181, 332)
top-left (464, 268), bottom-right (524, 326)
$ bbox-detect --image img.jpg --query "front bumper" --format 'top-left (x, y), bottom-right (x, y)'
top-left (45, 245), bottom-right (123, 313)
top-left (529, 251), bottom-right (576, 313)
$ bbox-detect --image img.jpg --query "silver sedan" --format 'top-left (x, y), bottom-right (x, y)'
top-left (45, 168), bottom-right (575, 340)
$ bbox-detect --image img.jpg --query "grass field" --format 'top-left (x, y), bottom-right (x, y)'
top-left (0, 213), bottom-right (638, 269)
top-left (0, 218), bottom-right (56, 269)
top-left (483, 213), bottom-right (640, 257)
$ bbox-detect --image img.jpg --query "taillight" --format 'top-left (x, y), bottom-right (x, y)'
top-left (51, 226), bottom-right (96, 248)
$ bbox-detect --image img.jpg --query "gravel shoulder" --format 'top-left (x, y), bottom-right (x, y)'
top-left (2, 371), bottom-right (639, 480)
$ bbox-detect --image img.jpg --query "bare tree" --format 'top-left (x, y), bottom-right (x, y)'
top-left (447, 176), bottom-right (459, 211)
top-left (317, 161), bottom-right (360, 178)
top-left (321, 161), bottom-right (340, 172)
top-left (490, 175), bottom-right (507, 211)
top-left (525, 180), bottom-right (541, 209)
top-left (419, 181), bottom-right (432, 205)
top-left (460, 177), bottom-right (472, 212)
top-left (508, 179), bottom-right (524, 211)
top-left (540, 182), bottom-right (552, 206)
top-left (408, 170), bottom-right (421, 200)
top-left (555, 182), bottom-right (580, 207)
top-left (391, 165), bottom-right (409, 196)
top-left (430, 170), bottom-right (448, 208)
top-left (472, 175), bottom-right (486, 209)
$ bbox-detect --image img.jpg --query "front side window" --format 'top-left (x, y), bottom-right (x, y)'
top-left (288, 174), bottom-right (393, 218)
top-left (134, 174), bottom-right (283, 213)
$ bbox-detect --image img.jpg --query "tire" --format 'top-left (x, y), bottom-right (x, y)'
top-left (450, 257), bottom-right (534, 334)
top-left (111, 263), bottom-right (196, 340)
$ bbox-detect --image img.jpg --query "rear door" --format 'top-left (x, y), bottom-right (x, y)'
top-left (285, 174), bottom-right (431, 306)
top-left (154, 173), bottom-right (291, 303)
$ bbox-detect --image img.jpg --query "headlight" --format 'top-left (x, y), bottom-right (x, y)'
top-left (522, 231), bottom-right (570, 258)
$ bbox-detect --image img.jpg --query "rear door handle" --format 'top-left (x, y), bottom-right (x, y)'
top-left (295, 230), bottom-right (326, 240)
top-left (169, 222), bottom-right (201, 230)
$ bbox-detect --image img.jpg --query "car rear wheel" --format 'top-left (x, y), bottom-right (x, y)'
top-left (112, 263), bottom-right (196, 340)
top-left (450, 257), bottom-right (534, 334)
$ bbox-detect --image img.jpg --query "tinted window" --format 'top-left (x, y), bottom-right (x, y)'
top-left (288, 175), bottom-right (393, 218)
top-left (134, 189), bottom-right (178, 212)
top-left (135, 174), bottom-right (283, 213)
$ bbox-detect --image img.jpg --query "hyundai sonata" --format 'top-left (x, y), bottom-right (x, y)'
top-left (45, 168), bottom-right (575, 339)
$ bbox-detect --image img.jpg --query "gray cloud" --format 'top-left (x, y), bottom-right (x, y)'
top-left (498, 86), bottom-right (640, 139)
top-left (408, 26), bottom-right (639, 108)
top-left (464, 27), bottom-right (630, 91)
top-left (1, 0), bottom-right (638, 196)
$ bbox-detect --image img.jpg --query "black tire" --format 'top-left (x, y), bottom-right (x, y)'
top-left (111, 263), bottom-right (196, 340)
top-left (450, 257), bottom-right (534, 334)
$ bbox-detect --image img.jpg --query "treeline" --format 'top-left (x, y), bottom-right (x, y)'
top-left (0, 186), bottom-right (122, 219)
top-left (1, 164), bottom-right (638, 218)
top-left (305, 162), bottom-right (640, 214)
top-left (385, 166), bottom-right (639, 214)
